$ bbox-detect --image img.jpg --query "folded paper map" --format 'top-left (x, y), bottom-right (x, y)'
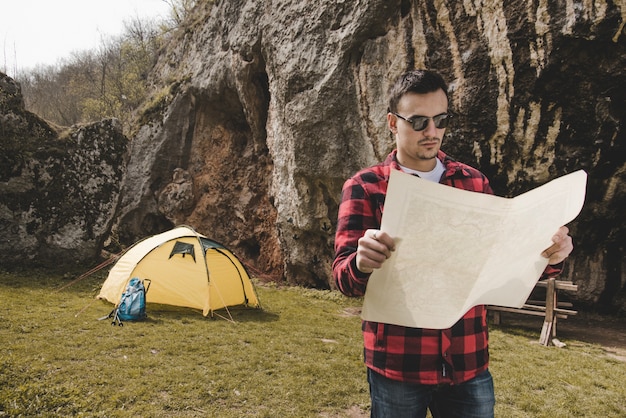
top-left (361, 169), bottom-right (587, 329)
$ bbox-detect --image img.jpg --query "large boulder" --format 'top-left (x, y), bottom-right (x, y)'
top-left (0, 72), bottom-right (127, 267)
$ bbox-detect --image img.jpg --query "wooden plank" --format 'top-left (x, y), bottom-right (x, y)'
top-left (539, 278), bottom-right (556, 345)
top-left (488, 307), bottom-right (546, 317)
top-left (486, 306), bottom-right (570, 319)
top-left (521, 304), bottom-right (578, 316)
top-left (539, 320), bottom-right (552, 345)
top-left (492, 310), bottom-right (501, 325)
top-left (526, 299), bottom-right (574, 308)
top-left (555, 283), bottom-right (578, 292)
top-left (526, 299), bottom-right (545, 306)
top-left (535, 280), bottom-right (578, 292)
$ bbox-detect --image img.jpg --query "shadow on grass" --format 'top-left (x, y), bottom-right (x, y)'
top-left (105, 303), bottom-right (281, 325)
top-left (208, 307), bottom-right (280, 323)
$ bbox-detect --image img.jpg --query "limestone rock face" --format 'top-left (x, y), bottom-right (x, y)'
top-left (4, 0), bottom-right (623, 312)
top-left (0, 72), bottom-right (127, 266)
top-left (119, 0), bottom-right (624, 310)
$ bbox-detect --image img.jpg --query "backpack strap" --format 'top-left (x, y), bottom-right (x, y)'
top-left (144, 278), bottom-right (152, 294)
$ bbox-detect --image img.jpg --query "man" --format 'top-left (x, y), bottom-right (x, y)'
top-left (332, 69), bottom-right (573, 418)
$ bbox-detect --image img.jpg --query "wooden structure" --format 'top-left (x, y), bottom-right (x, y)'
top-left (488, 278), bottom-right (578, 346)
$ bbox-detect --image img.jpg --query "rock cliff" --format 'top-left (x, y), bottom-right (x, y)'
top-left (114, 0), bottom-right (624, 311)
top-left (1, 0), bottom-right (624, 313)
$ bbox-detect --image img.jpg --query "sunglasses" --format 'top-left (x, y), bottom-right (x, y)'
top-left (392, 112), bottom-right (450, 131)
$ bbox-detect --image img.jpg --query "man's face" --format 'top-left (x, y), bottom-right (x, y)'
top-left (387, 90), bottom-right (449, 172)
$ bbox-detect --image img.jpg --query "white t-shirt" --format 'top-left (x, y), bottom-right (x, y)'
top-left (399, 158), bottom-right (445, 183)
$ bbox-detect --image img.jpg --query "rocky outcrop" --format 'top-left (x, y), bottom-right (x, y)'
top-left (2, 0), bottom-right (624, 313)
top-left (0, 72), bottom-right (127, 266)
top-left (115, 0), bottom-right (624, 311)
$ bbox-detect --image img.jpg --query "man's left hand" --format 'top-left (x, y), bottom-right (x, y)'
top-left (541, 226), bottom-right (573, 265)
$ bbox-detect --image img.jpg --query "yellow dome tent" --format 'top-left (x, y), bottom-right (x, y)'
top-left (98, 226), bottom-right (260, 319)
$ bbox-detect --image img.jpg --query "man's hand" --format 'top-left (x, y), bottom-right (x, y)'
top-left (541, 226), bottom-right (573, 265)
top-left (356, 229), bottom-right (396, 273)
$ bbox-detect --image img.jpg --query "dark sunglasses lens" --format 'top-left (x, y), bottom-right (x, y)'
top-left (433, 114), bottom-right (449, 128)
top-left (410, 115), bottom-right (449, 131)
top-left (412, 117), bottom-right (430, 131)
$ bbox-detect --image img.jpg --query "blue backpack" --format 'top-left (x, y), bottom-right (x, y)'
top-left (105, 277), bottom-right (151, 326)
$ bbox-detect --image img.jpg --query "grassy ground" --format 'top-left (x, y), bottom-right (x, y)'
top-left (1, 269), bottom-right (625, 417)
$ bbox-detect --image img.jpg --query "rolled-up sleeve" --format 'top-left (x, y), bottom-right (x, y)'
top-left (333, 171), bottom-right (386, 296)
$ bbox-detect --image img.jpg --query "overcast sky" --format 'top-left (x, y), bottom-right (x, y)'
top-left (1, 0), bottom-right (172, 77)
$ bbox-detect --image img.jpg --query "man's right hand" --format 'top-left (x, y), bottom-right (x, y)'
top-left (356, 229), bottom-right (396, 273)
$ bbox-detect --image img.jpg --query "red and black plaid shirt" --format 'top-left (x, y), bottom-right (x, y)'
top-left (333, 150), bottom-right (561, 385)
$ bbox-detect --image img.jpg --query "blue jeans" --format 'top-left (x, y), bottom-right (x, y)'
top-left (368, 368), bottom-right (495, 418)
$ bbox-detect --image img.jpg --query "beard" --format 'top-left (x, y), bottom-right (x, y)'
top-left (415, 137), bottom-right (441, 160)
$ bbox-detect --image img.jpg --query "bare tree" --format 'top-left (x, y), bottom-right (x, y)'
top-left (162, 0), bottom-right (197, 26)
top-left (15, 0), bottom-right (193, 133)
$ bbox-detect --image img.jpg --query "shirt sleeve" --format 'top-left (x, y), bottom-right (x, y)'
top-left (541, 261), bottom-right (564, 278)
top-left (332, 173), bottom-right (383, 297)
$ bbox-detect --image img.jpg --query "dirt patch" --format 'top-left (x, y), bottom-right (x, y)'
top-left (339, 307), bottom-right (362, 317)
top-left (493, 311), bottom-right (626, 361)
top-left (319, 405), bottom-right (368, 418)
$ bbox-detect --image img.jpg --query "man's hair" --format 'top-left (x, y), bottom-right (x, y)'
top-left (387, 69), bottom-right (449, 113)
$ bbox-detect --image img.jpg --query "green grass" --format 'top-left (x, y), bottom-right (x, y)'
top-left (489, 325), bottom-right (626, 417)
top-left (1, 270), bottom-right (625, 417)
